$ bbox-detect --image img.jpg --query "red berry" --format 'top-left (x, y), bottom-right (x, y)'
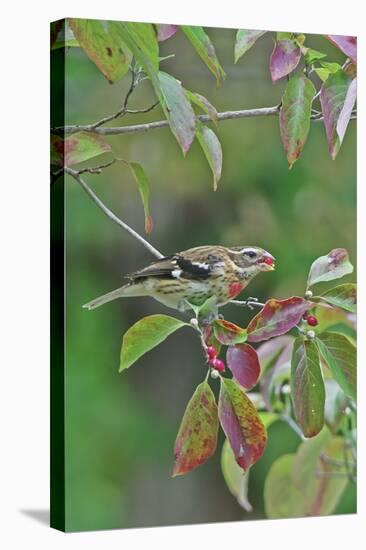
top-left (307, 315), bottom-right (318, 327)
top-left (302, 311), bottom-right (310, 320)
top-left (210, 357), bottom-right (225, 372)
top-left (206, 346), bottom-right (217, 360)
top-left (263, 256), bottom-right (274, 266)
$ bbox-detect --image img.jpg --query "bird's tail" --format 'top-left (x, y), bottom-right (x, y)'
top-left (83, 282), bottom-right (145, 310)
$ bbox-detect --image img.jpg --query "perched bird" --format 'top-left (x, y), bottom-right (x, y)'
top-left (83, 245), bottom-right (275, 312)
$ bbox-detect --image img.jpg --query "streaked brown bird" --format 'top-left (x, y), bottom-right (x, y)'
top-left (83, 245), bottom-right (275, 312)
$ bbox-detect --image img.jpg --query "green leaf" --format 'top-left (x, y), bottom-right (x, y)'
top-left (68, 19), bottom-right (132, 83)
top-left (156, 71), bottom-right (196, 155)
top-left (264, 454), bottom-right (305, 518)
top-left (234, 30), bottom-right (266, 63)
top-left (324, 379), bottom-right (348, 434)
top-left (185, 90), bottom-right (218, 125)
top-left (119, 314), bottom-right (187, 372)
top-left (292, 429), bottom-right (350, 515)
top-left (181, 25), bottom-right (225, 85)
top-left (173, 381), bottom-right (218, 476)
top-left (291, 338), bottom-right (325, 437)
top-left (314, 68), bottom-right (331, 82)
top-left (184, 295), bottom-right (218, 320)
top-left (218, 378), bottom-right (267, 471)
top-left (195, 122), bottom-right (223, 190)
top-left (307, 248), bottom-right (353, 288)
top-left (279, 74), bottom-right (316, 168)
top-left (128, 162), bottom-right (153, 233)
top-left (318, 283), bottom-right (356, 313)
top-left (304, 48), bottom-right (327, 64)
top-left (320, 69), bottom-right (353, 159)
top-left (51, 132), bottom-right (111, 167)
top-left (212, 319), bottom-right (247, 345)
top-left (221, 439), bottom-right (252, 511)
top-left (316, 332), bottom-right (356, 400)
top-left (265, 429), bottom-right (349, 518)
top-left (118, 21), bottom-right (160, 76)
top-left (319, 61), bottom-right (342, 73)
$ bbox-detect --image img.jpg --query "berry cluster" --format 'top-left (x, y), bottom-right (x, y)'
top-left (206, 346), bottom-right (225, 373)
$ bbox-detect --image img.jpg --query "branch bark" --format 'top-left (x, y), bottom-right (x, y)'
top-left (52, 105), bottom-right (356, 136)
top-left (64, 167), bottom-right (164, 259)
top-left (54, 105), bottom-right (281, 135)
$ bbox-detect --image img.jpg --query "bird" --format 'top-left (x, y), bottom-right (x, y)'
top-left (83, 245), bottom-right (275, 312)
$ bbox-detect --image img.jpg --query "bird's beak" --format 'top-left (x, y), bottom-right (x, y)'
top-left (260, 253), bottom-right (276, 271)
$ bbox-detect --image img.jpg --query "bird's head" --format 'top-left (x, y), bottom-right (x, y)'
top-left (229, 246), bottom-right (276, 276)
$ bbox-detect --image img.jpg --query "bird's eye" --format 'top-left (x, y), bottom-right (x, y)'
top-left (244, 250), bottom-right (257, 259)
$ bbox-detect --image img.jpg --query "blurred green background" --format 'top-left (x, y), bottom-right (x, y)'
top-left (58, 25), bottom-right (356, 531)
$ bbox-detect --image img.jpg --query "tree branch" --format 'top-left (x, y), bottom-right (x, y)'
top-left (52, 103), bottom-right (357, 137)
top-left (64, 167), bottom-right (164, 259)
top-left (54, 105), bottom-right (281, 135)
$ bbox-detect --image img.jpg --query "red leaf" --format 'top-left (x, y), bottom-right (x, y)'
top-left (155, 24), bottom-right (178, 42)
top-left (326, 35), bottom-right (357, 63)
top-left (269, 39), bottom-right (301, 82)
top-left (219, 378), bottom-right (267, 471)
top-left (226, 344), bottom-right (260, 390)
top-left (173, 381), bottom-right (218, 476)
top-left (247, 297), bottom-right (310, 343)
top-left (212, 319), bottom-right (247, 345)
top-left (319, 70), bottom-right (354, 159)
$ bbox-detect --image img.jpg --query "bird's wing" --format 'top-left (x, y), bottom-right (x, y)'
top-left (126, 252), bottom-right (224, 281)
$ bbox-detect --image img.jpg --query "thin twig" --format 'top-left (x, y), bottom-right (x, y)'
top-left (64, 167), bottom-right (164, 259)
top-left (230, 299), bottom-right (265, 309)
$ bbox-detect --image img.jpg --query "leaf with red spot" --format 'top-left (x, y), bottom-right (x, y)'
top-left (279, 74), bottom-right (316, 168)
top-left (325, 35), bottom-right (357, 64)
top-left (269, 39), bottom-right (301, 82)
top-left (320, 70), bottom-right (355, 160)
top-left (155, 24), bottom-right (178, 42)
top-left (307, 248), bottom-right (353, 288)
top-left (247, 297), bottom-right (310, 343)
top-left (226, 344), bottom-right (260, 390)
top-left (218, 378), bottom-right (267, 471)
top-left (68, 19), bottom-right (132, 83)
top-left (51, 132), bottom-right (111, 167)
top-left (290, 338), bottom-right (325, 438)
top-left (173, 381), bottom-right (218, 476)
top-left (212, 319), bottom-right (247, 345)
